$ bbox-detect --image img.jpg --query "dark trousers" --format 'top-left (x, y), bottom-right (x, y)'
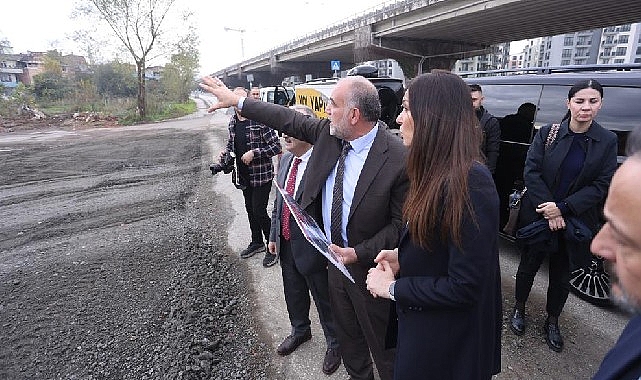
top-left (515, 237), bottom-right (570, 317)
top-left (241, 182), bottom-right (272, 244)
top-left (280, 238), bottom-right (338, 349)
top-left (328, 265), bottom-right (395, 380)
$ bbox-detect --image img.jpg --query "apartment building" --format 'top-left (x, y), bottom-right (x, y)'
top-left (0, 51), bottom-right (91, 95)
top-left (454, 43), bottom-right (511, 73)
top-left (362, 59), bottom-right (406, 81)
top-left (517, 22), bottom-right (641, 68)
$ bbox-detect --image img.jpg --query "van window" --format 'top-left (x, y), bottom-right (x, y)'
top-left (477, 84), bottom-right (542, 119)
top-left (537, 85), bottom-right (570, 126)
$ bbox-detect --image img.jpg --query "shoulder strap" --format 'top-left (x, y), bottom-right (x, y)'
top-left (545, 123), bottom-right (560, 150)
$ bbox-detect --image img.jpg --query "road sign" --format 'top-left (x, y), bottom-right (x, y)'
top-left (246, 74), bottom-right (254, 83)
top-left (331, 60), bottom-right (341, 71)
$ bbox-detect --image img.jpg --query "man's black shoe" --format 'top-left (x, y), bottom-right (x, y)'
top-left (276, 330), bottom-right (312, 356)
top-left (262, 252), bottom-right (278, 267)
top-left (543, 318), bottom-right (564, 352)
top-left (510, 307), bottom-right (526, 336)
top-left (240, 242), bottom-right (265, 259)
top-left (322, 347), bottom-right (341, 375)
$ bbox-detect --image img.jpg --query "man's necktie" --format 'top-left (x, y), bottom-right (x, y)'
top-left (331, 141), bottom-right (352, 246)
top-left (281, 158), bottom-right (301, 240)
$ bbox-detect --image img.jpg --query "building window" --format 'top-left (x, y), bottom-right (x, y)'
top-left (620, 24), bottom-right (631, 32)
top-left (619, 35), bottom-right (629, 44)
top-left (635, 58), bottom-right (641, 63)
top-left (636, 46), bottom-right (641, 55)
top-left (601, 58), bottom-right (610, 64)
top-left (564, 36), bottom-right (574, 46)
top-left (614, 59), bottom-right (624, 64)
top-left (605, 35), bottom-right (615, 44)
top-left (576, 36), bottom-right (588, 45)
top-left (604, 47), bottom-right (612, 56)
top-left (561, 59), bottom-right (570, 66)
top-left (561, 49), bottom-right (572, 58)
top-left (616, 47), bottom-right (627, 56)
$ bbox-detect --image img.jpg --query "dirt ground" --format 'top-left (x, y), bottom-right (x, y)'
top-left (0, 113), bottom-right (276, 379)
top-left (0, 104), bottom-right (632, 380)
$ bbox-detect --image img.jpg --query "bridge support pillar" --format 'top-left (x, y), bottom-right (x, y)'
top-left (372, 37), bottom-right (488, 79)
top-left (354, 25), bottom-right (375, 63)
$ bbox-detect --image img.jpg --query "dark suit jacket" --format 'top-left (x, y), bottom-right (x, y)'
top-left (593, 315), bottom-right (641, 380)
top-left (269, 151), bottom-right (327, 276)
top-left (392, 163), bottom-right (502, 379)
top-left (243, 99), bottom-right (408, 285)
top-left (518, 120), bottom-right (617, 233)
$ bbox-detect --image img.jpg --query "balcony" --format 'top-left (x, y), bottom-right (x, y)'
top-left (0, 67), bottom-right (23, 74)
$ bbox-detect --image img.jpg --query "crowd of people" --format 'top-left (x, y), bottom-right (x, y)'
top-left (200, 72), bottom-right (641, 379)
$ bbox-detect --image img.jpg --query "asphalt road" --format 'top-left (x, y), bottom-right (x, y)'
top-left (0, 98), bottom-right (632, 379)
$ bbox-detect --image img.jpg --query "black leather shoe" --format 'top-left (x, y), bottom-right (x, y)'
top-left (510, 307), bottom-right (526, 336)
top-left (276, 330), bottom-right (312, 356)
top-left (543, 319), bottom-right (564, 352)
top-left (322, 347), bottom-right (341, 375)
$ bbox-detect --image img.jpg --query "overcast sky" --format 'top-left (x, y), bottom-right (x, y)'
top-left (1, 0), bottom-right (527, 76)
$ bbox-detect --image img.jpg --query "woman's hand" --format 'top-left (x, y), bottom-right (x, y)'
top-left (547, 215), bottom-right (566, 231)
top-left (374, 248), bottom-right (400, 275)
top-left (536, 201), bottom-right (562, 220)
top-left (366, 260), bottom-right (395, 299)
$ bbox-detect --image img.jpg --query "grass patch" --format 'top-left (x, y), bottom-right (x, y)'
top-left (27, 98), bottom-right (197, 125)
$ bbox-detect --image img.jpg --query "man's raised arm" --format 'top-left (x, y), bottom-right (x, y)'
top-left (199, 76), bottom-right (242, 112)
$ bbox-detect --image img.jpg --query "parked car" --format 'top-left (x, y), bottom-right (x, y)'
top-left (461, 64), bottom-right (641, 305)
top-left (294, 64), bottom-right (404, 129)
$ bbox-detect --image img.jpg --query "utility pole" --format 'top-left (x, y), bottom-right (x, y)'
top-left (224, 27), bottom-right (246, 60)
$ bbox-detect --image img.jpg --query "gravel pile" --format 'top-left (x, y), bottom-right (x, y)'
top-left (0, 126), bottom-right (277, 379)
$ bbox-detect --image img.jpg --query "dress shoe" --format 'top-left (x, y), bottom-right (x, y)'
top-left (510, 307), bottom-right (526, 336)
top-left (543, 319), bottom-right (564, 352)
top-left (322, 347), bottom-right (341, 375)
top-left (277, 330), bottom-right (312, 356)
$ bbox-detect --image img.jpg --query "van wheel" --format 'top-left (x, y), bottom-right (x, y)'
top-left (569, 255), bottom-right (610, 306)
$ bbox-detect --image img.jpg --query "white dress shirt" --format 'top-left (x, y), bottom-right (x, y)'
top-left (322, 124), bottom-right (378, 246)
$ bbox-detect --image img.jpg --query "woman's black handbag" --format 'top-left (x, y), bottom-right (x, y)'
top-left (502, 123), bottom-right (560, 237)
top-left (503, 187), bottom-right (526, 236)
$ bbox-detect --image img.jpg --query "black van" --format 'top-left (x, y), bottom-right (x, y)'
top-left (462, 64), bottom-right (641, 305)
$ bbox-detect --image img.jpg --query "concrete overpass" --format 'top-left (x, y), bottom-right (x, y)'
top-left (212, 0), bottom-right (641, 86)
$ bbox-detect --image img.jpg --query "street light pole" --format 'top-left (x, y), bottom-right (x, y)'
top-left (224, 27), bottom-right (246, 60)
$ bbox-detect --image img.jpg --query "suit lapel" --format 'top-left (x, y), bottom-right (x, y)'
top-left (300, 138), bottom-right (342, 210)
top-left (349, 128), bottom-right (389, 221)
top-left (278, 153), bottom-right (293, 187)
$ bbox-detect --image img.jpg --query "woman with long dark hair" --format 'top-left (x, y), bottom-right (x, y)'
top-left (366, 71), bottom-right (502, 379)
top-left (509, 79), bottom-right (618, 353)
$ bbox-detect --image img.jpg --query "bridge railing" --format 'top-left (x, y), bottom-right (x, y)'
top-left (214, 0), bottom-right (443, 74)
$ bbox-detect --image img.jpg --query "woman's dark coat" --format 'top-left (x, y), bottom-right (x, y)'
top-left (518, 120), bottom-right (617, 263)
top-left (392, 163), bottom-right (502, 380)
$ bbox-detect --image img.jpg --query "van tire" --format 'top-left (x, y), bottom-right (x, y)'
top-left (569, 255), bottom-right (611, 307)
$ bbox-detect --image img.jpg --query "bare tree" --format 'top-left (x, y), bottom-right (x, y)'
top-left (77, 0), bottom-right (178, 119)
top-left (0, 37), bottom-right (12, 54)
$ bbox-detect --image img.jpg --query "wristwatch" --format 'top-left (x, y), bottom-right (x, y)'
top-left (388, 281), bottom-right (396, 301)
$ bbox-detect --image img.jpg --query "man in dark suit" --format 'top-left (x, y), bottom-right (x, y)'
top-left (201, 75), bottom-right (408, 380)
top-left (591, 127), bottom-right (641, 380)
top-left (267, 104), bottom-right (341, 375)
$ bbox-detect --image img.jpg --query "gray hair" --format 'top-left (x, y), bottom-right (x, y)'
top-left (626, 126), bottom-right (641, 159)
top-left (289, 104), bottom-right (317, 118)
top-left (342, 76), bottom-right (381, 123)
